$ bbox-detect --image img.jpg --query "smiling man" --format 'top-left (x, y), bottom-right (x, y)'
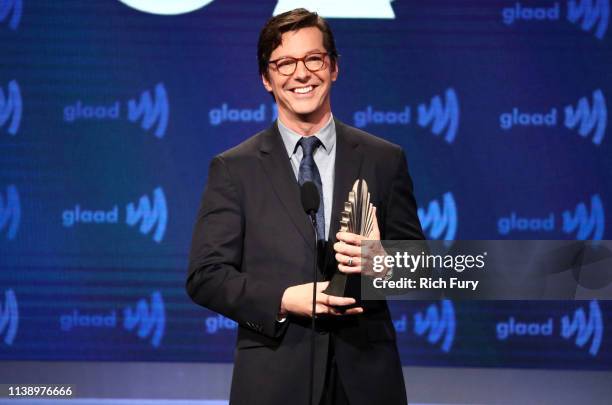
top-left (187, 8), bottom-right (424, 405)
top-left (261, 25), bottom-right (337, 135)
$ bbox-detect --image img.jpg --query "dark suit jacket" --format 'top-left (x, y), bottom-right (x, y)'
top-left (187, 118), bottom-right (424, 405)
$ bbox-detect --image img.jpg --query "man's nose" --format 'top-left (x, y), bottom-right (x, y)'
top-left (293, 60), bottom-right (311, 80)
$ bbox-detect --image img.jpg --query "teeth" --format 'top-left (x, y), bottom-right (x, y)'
top-left (293, 86), bottom-right (313, 94)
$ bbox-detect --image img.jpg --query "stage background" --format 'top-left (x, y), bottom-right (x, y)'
top-left (1, 0), bottom-right (612, 398)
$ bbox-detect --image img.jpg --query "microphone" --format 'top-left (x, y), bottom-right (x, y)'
top-left (300, 181), bottom-right (319, 405)
top-left (300, 181), bottom-right (320, 217)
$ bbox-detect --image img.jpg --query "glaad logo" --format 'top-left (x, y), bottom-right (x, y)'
top-left (564, 89), bottom-right (607, 145)
top-left (61, 187), bottom-right (167, 243)
top-left (117, 0), bottom-right (214, 15)
top-left (499, 89), bottom-right (606, 145)
top-left (417, 88), bottom-right (460, 144)
top-left (496, 300), bottom-right (603, 357)
top-left (501, 1), bottom-right (609, 39)
top-left (418, 192), bottom-right (457, 241)
top-left (499, 107), bottom-right (557, 130)
top-left (273, 0), bottom-right (396, 19)
top-left (413, 300), bottom-right (455, 352)
top-left (498, 194), bottom-right (605, 240)
top-left (561, 300), bottom-right (603, 356)
top-left (496, 317), bottom-right (554, 340)
top-left (126, 187), bottom-right (167, 243)
top-left (60, 309), bottom-right (116, 332)
top-left (0, 185), bottom-right (20, 240)
top-left (208, 103), bottom-right (286, 126)
top-left (127, 83), bottom-right (169, 138)
top-left (0, 0), bottom-right (21, 30)
top-left (209, 103), bottom-right (267, 126)
top-left (59, 292), bottom-right (165, 348)
top-left (0, 289), bottom-right (18, 345)
top-left (63, 83), bottom-right (169, 138)
top-left (567, 0), bottom-right (610, 39)
top-left (123, 291), bottom-right (165, 348)
top-left (205, 314), bottom-right (237, 334)
top-left (562, 194), bottom-right (605, 240)
top-left (501, 3), bottom-right (561, 25)
top-left (353, 106), bottom-right (410, 128)
top-left (0, 80), bottom-right (22, 136)
top-left (353, 88), bottom-right (459, 144)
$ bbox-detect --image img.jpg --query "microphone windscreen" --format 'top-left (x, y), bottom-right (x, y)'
top-left (300, 181), bottom-right (320, 214)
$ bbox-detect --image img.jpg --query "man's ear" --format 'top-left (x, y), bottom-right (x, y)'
top-left (261, 73), bottom-right (273, 92)
top-left (331, 60), bottom-right (339, 82)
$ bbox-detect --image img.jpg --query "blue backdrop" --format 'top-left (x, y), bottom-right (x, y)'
top-left (0, 0), bottom-right (611, 370)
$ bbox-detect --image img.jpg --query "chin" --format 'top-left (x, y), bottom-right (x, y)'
top-left (293, 107), bottom-right (317, 116)
top-left (291, 102), bottom-right (323, 116)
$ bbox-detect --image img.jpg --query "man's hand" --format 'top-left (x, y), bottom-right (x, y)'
top-left (279, 281), bottom-right (363, 318)
top-left (334, 207), bottom-right (389, 277)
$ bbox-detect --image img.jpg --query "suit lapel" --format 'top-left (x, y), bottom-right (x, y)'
top-left (257, 119), bottom-right (364, 258)
top-left (324, 119), bottom-right (363, 271)
top-left (259, 122), bottom-right (315, 249)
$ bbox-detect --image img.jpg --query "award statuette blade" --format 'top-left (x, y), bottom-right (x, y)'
top-left (323, 179), bottom-right (375, 297)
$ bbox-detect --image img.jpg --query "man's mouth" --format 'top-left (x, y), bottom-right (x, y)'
top-left (290, 85), bottom-right (316, 94)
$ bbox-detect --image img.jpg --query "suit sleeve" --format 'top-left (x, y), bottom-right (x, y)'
top-left (384, 147), bottom-right (426, 241)
top-left (186, 155), bottom-right (289, 339)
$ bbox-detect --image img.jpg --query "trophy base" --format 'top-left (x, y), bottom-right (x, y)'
top-left (322, 271), bottom-right (348, 296)
top-left (323, 272), bottom-right (360, 300)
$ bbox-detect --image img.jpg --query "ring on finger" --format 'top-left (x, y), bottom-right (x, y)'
top-left (347, 257), bottom-right (353, 266)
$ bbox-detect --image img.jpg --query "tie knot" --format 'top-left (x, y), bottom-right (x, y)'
top-left (298, 136), bottom-right (322, 158)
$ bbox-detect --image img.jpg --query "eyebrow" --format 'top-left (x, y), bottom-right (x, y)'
top-left (274, 49), bottom-right (325, 60)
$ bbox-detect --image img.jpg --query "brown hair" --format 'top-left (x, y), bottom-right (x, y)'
top-left (257, 8), bottom-right (338, 79)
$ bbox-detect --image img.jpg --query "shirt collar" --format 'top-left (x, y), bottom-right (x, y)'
top-left (277, 114), bottom-right (336, 158)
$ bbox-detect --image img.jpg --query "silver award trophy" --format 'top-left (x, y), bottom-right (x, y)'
top-left (323, 179), bottom-right (376, 297)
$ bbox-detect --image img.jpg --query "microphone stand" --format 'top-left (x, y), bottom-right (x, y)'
top-left (307, 211), bottom-right (318, 405)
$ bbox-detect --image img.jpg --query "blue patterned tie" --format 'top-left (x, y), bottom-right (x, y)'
top-left (298, 136), bottom-right (325, 241)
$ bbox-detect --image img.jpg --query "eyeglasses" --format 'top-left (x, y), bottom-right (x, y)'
top-left (268, 52), bottom-right (330, 76)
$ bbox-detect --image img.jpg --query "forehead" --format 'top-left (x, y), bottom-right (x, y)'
top-left (270, 26), bottom-right (325, 59)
